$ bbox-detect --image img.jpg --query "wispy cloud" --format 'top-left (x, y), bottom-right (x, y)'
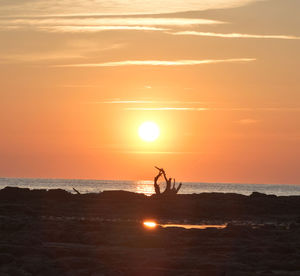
top-left (102, 100), bottom-right (157, 104)
top-left (123, 151), bottom-right (201, 155)
top-left (41, 25), bottom-right (168, 32)
top-left (124, 107), bottom-right (209, 111)
top-left (0, 0), bottom-right (258, 17)
top-left (97, 100), bottom-right (207, 104)
top-left (0, 53), bottom-right (85, 63)
top-left (124, 107), bottom-right (300, 112)
top-left (55, 58), bottom-right (255, 67)
top-left (86, 100), bottom-right (300, 112)
top-left (171, 31), bottom-right (300, 40)
top-left (0, 17), bottom-right (223, 31)
top-left (0, 43), bottom-right (123, 63)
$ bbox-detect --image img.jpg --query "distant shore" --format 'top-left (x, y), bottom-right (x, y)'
top-left (1, 186), bottom-right (299, 275)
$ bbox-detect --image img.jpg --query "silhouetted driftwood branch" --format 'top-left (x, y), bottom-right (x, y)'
top-left (73, 187), bottom-right (81, 194)
top-left (154, 167), bottom-right (182, 196)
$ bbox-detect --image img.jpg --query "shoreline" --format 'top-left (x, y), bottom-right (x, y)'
top-left (1, 179), bottom-right (300, 197)
top-left (1, 176), bottom-right (299, 186)
top-left (1, 186), bottom-right (300, 220)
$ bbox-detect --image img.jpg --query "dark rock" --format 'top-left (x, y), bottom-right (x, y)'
top-left (99, 190), bottom-right (146, 200)
top-left (20, 255), bottom-right (52, 274)
top-left (0, 187), bottom-right (299, 275)
top-left (0, 186), bottom-right (30, 200)
top-left (289, 222), bottom-right (300, 230)
top-left (250, 191), bottom-right (277, 199)
top-left (0, 253), bottom-right (15, 265)
top-left (46, 189), bottom-right (71, 200)
top-left (0, 266), bottom-right (30, 276)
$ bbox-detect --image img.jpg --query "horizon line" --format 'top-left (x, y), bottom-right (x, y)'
top-left (0, 176), bottom-right (298, 187)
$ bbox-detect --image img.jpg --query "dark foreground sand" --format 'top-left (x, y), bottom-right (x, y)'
top-left (0, 187), bottom-right (299, 275)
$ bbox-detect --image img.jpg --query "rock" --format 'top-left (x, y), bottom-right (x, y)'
top-left (250, 192), bottom-right (277, 199)
top-left (0, 266), bottom-right (30, 276)
top-left (288, 222), bottom-right (300, 230)
top-left (99, 190), bottom-right (146, 200)
top-left (46, 189), bottom-right (71, 200)
top-left (0, 187), bottom-right (30, 200)
top-left (0, 253), bottom-right (15, 265)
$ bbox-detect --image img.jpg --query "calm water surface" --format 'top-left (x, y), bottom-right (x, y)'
top-left (0, 178), bottom-right (299, 196)
top-left (160, 224), bottom-right (227, 229)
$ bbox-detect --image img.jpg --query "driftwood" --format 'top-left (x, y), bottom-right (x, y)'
top-left (72, 187), bottom-right (81, 194)
top-left (154, 167), bottom-right (182, 196)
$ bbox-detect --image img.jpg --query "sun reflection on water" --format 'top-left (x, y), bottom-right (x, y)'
top-left (160, 224), bottom-right (227, 229)
top-left (143, 221), bottom-right (157, 229)
top-left (143, 220), bottom-right (227, 230)
top-left (135, 180), bottom-right (154, 196)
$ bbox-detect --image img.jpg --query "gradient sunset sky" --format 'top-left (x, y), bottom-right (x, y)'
top-left (0, 0), bottom-right (299, 184)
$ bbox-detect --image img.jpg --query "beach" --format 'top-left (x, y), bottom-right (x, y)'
top-left (1, 187), bottom-right (299, 275)
top-left (2, 0), bottom-right (300, 274)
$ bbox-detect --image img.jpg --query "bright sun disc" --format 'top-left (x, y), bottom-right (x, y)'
top-left (138, 121), bottom-right (160, 142)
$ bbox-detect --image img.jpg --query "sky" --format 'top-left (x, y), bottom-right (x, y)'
top-left (0, 0), bottom-right (299, 184)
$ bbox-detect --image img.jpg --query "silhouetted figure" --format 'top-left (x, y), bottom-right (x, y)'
top-left (154, 167), bottom-right (182, 196)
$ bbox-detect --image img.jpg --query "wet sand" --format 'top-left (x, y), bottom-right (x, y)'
top-left (0, 187), bottom-right (299, 275)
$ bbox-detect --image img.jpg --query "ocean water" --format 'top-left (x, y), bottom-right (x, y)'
top-left (0, 178), bottom-right (299, 196)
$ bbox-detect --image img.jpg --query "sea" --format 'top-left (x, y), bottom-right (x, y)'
top-left (0, 178), bottom-right (299, 196)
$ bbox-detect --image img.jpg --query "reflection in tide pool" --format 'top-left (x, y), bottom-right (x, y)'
top-left (143, 220), bottom-right (226, 230)
top-left (143, 221), bottom-right (157, 229)
top-left (161, 224), bottom-right (227, 230)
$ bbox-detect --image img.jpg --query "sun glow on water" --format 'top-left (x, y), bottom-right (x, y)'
top-left (143, 221), bottom-right (157, 229)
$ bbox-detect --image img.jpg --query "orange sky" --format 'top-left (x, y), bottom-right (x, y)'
top-left (0, 0), bottom-right (299, 184)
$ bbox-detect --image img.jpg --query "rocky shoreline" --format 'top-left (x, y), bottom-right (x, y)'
top-left (0, 187), bottom-right (299, 275)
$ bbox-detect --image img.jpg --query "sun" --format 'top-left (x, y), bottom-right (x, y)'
top-left (138, 121), bottom-right (160, 142)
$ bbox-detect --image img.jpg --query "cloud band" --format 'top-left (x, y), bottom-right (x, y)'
top-left (56, 58), bottom-right (256, 67)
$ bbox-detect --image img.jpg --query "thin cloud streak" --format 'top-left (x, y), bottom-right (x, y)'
top-left (87, 100), bottom-right (300, 112)
top-left (124, 107), bottom-right (300, 112)
top-left (125, 107), bottom-right (209, 111)
top-left (0, 43), bottom-right (123, 63)
top-left (41, 25), bottom-right (167, 32)
top-left (0, 0), bottom-right (258, 17)
top-left (98, 100), bottom-right (207, 104)
top-left (0, 17), bottom-right (223, 29)
top-left (171, 31), bottom-right (300, 40)
top-left (56, 58), bottom-right (256, 67)
top-left (102, 100), bottom-right (156, 104)
top-left (0, 53), bottom-right (85, 63)
top-left (124, 151), bottom-right (201, 155)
